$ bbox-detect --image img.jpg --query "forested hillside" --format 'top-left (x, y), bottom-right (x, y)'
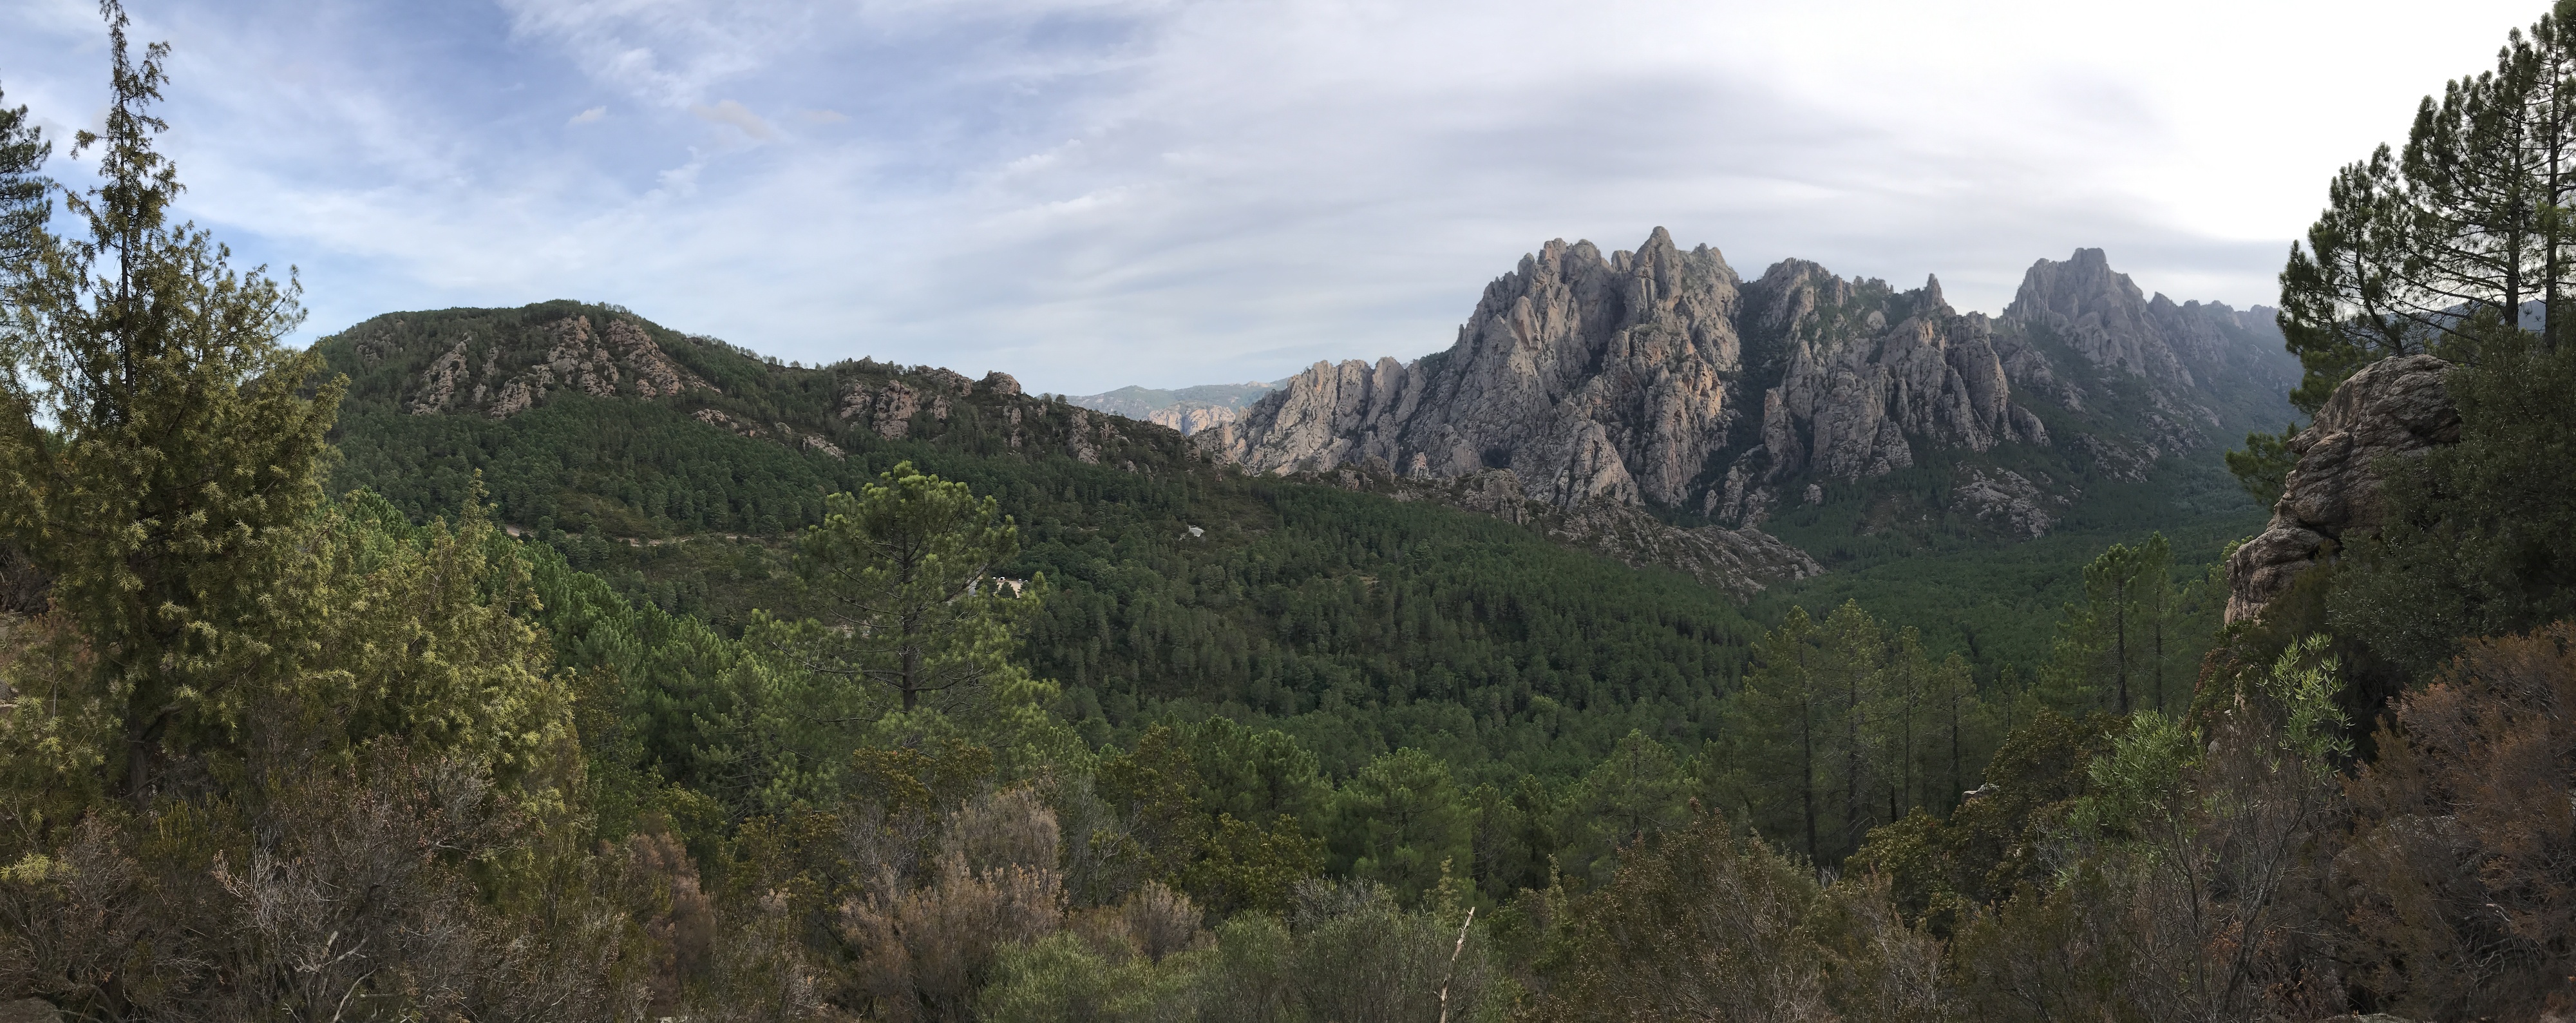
top-left (317, 294), bottom-right (2253, 787)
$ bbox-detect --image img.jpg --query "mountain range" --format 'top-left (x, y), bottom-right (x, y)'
top-left (1067, 381), bottom-right (1283, 435)
top-left (309, 231), bottom-right (2293, 678)
top-left (1192, 229), bottom-right (2297, 539)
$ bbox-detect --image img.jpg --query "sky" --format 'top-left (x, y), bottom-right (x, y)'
top-left (0, 0), bottom-right (2552, 394)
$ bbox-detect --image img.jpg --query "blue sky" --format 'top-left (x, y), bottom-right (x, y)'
top-left (0, 0), bottom-right (2548, 393)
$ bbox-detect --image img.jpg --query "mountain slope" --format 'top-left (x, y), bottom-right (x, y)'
top-left (312, 300), bottom-right (1831, 776)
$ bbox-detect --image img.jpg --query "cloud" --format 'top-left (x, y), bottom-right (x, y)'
top-left (688, 99), bottom-right (772, 140)
top-left (0, 0), bottom-right (2558, 396)
top-left (568, 105), bottom-right (606, 124)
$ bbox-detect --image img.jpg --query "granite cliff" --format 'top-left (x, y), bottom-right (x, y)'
top-left (1200, 232), bottom-right (2300, 539)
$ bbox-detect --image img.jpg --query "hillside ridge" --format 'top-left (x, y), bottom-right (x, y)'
top-left (316, 300), bottom-right (1820, 599)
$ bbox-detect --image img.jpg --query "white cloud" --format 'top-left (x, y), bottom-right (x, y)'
top-left (568, 105), bottom-right (607, 124)
top-left (0, 0), bottom-right (2555, 394)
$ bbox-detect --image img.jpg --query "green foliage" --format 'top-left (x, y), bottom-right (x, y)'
top-left (2255, 635), bottom-right (2351, 767)
top-left (1527, 812), bottom-right (1944, 1023)
top-left (2224, 424), bottom-right (2298, 503)
top-left (1722, 601), bottom-right (2016, 868)
top-left (1555, 730), bottom-right (1690, 885)
top-left (2039, 533), bottom-right (2216, 716)
top-left (788, 461), bottom-right (1034, 712)
top-left (1329, 749), bottom-right (1471, 902)
top-left (980, 886), bottom-right (1504, 1023)
top-left (0, 79), bottom-right (46, 272)
top-left (0, 15), bottom-right (344, 798)
top-left (2333, 329), bottom-right (2576, 678)
top-left (1848, 710), bottom-right (2127, 928)
top-left (2278, 1), bottom-right (2576, 405)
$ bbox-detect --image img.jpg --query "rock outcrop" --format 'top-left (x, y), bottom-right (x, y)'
top-left (2225, 354), bottom-right (2459, 624)
top-left (1146, 405), bottom-right (1238, 435)
top-left (1710, 264), bottom-right (2049, 522)
top-left (1951, 467), bottom-right (2072, 540)
top-left (1544, 498), bottom-right (1823, 600)
top-left (1203, 233), bottom-right (2291, 534)
top-left (1202, 228), bottom-right (1746, 508)
top-left (397, 313), bottom-right (711, 418)
top-left (1068, 381), bottom-right (1278, 436)
top-left (1994, 249), bottom-right (2294, 470)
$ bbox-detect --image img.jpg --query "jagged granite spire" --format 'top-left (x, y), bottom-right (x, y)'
top-left (1201, 236), bottom-right (2297, 531)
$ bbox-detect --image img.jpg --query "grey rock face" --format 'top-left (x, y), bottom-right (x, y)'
top-left (1996, 249), bottom-right (2294, 458)
top-left (1201, 227), bottom-right (1743, 508)
top-left (1545, 497), bottom-right (1822, 601)
top-left (2003, 248), bottom-right (2197, 384)
top-left (1146, 405), bottom-right (1238, 435)
top-left (2225, 355), bottom-right (2459, 624)
top-left (1730, 265), bottom-right (2044, 499)
top-left (401, 314), bottom-right (710, 418)
top-left (1204, 235), bottom-right (2295, 532)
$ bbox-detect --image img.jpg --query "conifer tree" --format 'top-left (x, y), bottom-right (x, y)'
top-left (0, 2), bottom-right (343, 799)
top-left (0, 80), bottom-right (46, 274)
top-left (1331, 747), bottom-right (1470, 901)
top-left (2132, 533), bottom-right (2178, 713)
top-left (790, 461), bottom-right (1033, 712)
top-left (2277, 0), bottom-right (2576, 401)
top-left (1871, 626), bottom-right (1929, 819)
top-left (1920, 652), bottom-right (1985, 810)
top-left (1819, 601), bottom-right (1886, 857)
top-left (1733, 607), bottom-right (1828, 864)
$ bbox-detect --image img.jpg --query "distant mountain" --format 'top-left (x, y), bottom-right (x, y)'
top-left (312, 300), bottom-right (1819, 602)
top-left (1197, 230), bottom-right (2298, 549)
top-left (1069, 381), bottom-right (1283, 435)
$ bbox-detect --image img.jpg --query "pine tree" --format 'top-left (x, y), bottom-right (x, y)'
top-left (2045, 541), bottom-right (2145, 715)
top-left (2132, 533), bottom-right (2178, 714)
top-left (1331, 747), bottom-right (1470, 901)
top-left (1733, 606), bottom-right (1828, 864)
top-left (1819, 600), bottom-right (1886, 857)
top-left (1873, 626), bottom-right (1929, 819)
top-left (1920, 653), bottom-right (1985, 811)
top-left (788, 461), bottom-right (1034, 712)
top-left (2277, 0), bottom-right (2576, 401)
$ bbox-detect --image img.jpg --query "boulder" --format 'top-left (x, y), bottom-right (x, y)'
top-left (2225, 354), bottom-right (2459, 624)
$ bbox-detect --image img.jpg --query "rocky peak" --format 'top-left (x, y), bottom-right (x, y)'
top-left (1200, 227), bottom-right (1747, 509)
top-left (1710, 269), bottom-right (2044, 522)
top-left (2002, 248), bottom-right (2193, 384)
top-left (1204, 234), bottom-right (2294, 546)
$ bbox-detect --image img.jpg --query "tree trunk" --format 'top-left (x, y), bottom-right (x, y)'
top-left (1799, 702), bottom-right (1817, 866)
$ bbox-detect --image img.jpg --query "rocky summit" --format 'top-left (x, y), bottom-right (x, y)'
top-left (1199, 232), bottom-right (2298, 535)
